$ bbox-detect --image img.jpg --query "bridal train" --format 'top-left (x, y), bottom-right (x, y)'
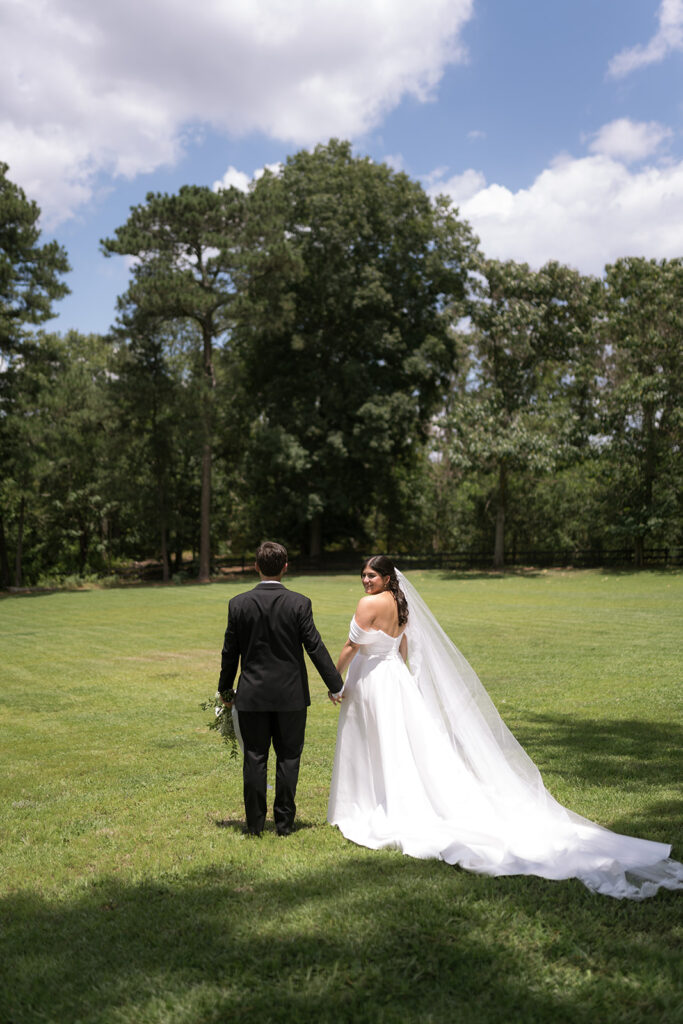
top-left (328, 571), bottom-right (683, 901)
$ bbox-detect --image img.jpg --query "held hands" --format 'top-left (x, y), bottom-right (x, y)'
top-left (328, 689), bottom-right (344, 705)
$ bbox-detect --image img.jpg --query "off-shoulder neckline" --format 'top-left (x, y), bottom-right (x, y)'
top-left (352, 615), bottom-right (406, 640)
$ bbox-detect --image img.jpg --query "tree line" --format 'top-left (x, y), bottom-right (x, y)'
top-left (1, 141), bottom-right (681, 587)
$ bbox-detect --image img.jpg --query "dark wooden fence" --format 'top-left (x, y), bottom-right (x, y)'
top-left (210, 546), bottom-right (682, 577)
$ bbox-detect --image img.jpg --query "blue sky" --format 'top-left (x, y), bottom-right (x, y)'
top-left (2, 0), bottom-right (682, 336)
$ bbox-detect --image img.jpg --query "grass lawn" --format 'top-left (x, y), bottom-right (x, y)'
top-left (1, 569), bottom-right (681, 1024)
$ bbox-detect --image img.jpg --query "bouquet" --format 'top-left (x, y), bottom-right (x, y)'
top-left (200, 691), bottom-right (240, 760)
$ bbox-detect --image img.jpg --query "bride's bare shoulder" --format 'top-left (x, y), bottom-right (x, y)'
top-left (354, 594), bottom-right (381, 629)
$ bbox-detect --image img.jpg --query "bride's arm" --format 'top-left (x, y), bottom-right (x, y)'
top-left (334, 595), bottom-right (374, 680)
top-left (336, 638), bottom-right (359, 677)
top-left (399, 633), bottom-right (407, 663)
top-left (335, 596), bottom-right (367, 678)
top-left (328, 637), bottom-right (358, 703)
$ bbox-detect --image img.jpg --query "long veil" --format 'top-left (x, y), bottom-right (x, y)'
top-left (396, 569), bottom-right (683, 900)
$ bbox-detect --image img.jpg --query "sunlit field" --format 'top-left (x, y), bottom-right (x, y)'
top-left (2, 569), bottom-right (681, 1023)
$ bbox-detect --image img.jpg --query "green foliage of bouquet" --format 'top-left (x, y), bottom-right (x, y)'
top-left (200, 692), bottom-right (240, 760)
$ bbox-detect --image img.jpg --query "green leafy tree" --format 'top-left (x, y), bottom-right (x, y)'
top-left (444, 258), bottom-right (599, 567)
top-left (1, 332), bottom-right (114, 584)
top-left (234, 140), bottom-right (478, 555)
top-left (0, 162), bottom-right (70, 354)
top-left (43, 332), bottom-right (115, 576)
top-left (0, 338), bottom-right (49, 585)
top-left (107, 320), bottom-right (207, 580)
top-left (0, 162), bottom-right (70, 586)
top-left (102, 184), bottom-right (246, 580)
top-left (599, 257), bottom-right (683, 564)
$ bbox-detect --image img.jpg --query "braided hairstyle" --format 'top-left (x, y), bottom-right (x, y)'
top-left (362, 555), bottom-right (409, 627)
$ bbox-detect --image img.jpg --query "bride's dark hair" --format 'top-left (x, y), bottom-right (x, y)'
top-left (362, 555), bottom-right (408, 626)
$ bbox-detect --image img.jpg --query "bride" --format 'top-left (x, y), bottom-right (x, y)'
top-left (327, 556), bottom-right (683, 900)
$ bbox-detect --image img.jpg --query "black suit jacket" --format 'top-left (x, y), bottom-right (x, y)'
top-left (218, 582), bottom-right (343, 711)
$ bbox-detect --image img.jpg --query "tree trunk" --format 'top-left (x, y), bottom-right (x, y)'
top-left (638, 402), bottom-right (656, 572)
top-left (157, 477), bottom-right (169, 583)
top-left (151, 384), bottom-right (170, 583)
top-left (0, 513), bottom-right (11, 588)
top-left (79, 521), bottom-right (89, 575)
top-left (14, 496), bottom-right (25, 587)
top-left (198, 323), bottom-right (215, 582)
top-left (101, 516), bottom-right (110, 571)
top-left (493, 462), bottom-right (506, 570)
top-left (199, 439), bottom-right (211, 580)
top-left (309, 512), bottom-right (322, 559)
top-left (160, 509), bottom-right (169, 583)
top-left (385, 513), bottom-right (394, 555)
top-left (643, 404), bottom-right (656, 512)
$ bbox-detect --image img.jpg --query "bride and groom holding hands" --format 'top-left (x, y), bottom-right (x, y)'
top-left (218, 541), bottom-right (683, 900)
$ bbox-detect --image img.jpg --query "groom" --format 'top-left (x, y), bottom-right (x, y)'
top-left (218, 541), bottom-right (343, 836)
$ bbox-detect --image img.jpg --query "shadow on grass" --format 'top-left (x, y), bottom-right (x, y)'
top-left (507, 712), bottom-right (683, 842)
top-left (427, 566), bottom-right (683, 582)
top-left (512, 712), bottom-right (682, 787)
top-left (0, 576), bottom-right (256, 600)
top-left (434, 569), bottom-right (543, 581)
top-left (3, 565), bottom-right (679, 602)
top-left (593, 566), bottom-right (683, 578)
top-left (214, 817), bottom-right (317, 835)
top-left (1, 855), bottom-right (680, 1024)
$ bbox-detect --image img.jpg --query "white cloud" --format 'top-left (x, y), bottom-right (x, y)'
top-left (467, 129), bottom-right (486, 141)
top-left (429, 129), bottom-right (683, 274)
top-left (213, 166), bottom-right (252, 194)
top-left (608, 0), bottom-right (683, 77)
top-left (384, 154), bottom-right (406, 173)
top-left (213, 162), bottom-right (283, 192)
top-left (422, 165), bottom-right (451, 187)
top-left (0, 0), bottom-right (473, 225)
top-left (254, 162), bottom-right (284, 182)
top-left (430, 168), bottom-right (486, 204)
top-left (587, 118), bottom-right (673, 163)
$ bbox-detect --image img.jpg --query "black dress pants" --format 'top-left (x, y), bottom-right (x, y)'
top-left (237, 708), bottom-right (307, 834)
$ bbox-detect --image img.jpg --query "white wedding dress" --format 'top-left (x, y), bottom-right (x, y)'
top-left (327, 572), bottom-right (683, 900)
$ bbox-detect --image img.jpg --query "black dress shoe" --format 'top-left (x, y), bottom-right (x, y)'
top-left (242, 827), bottom-right (262, 837)
top-left (276, 828), bottom-right (293, 837)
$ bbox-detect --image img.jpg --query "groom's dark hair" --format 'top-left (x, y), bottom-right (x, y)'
top-left (256, 541), bottom-right (288, 577)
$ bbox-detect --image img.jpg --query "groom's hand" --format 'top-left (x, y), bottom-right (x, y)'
top-left (220, 689), bottom-right (235, 706)
top-left (327, 690), bottom-right (344, 705)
